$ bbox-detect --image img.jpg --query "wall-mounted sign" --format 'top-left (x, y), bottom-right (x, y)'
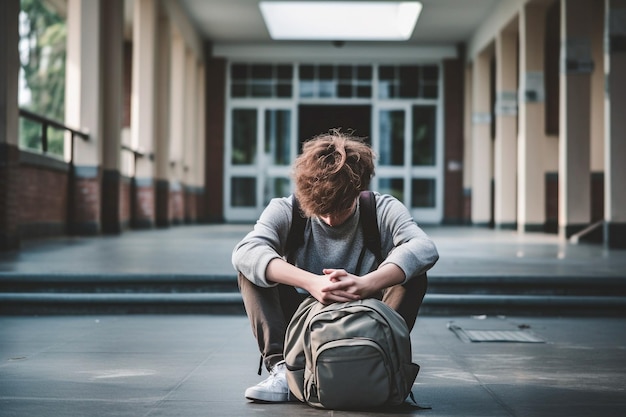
top-left (562, 37), bottom-right (594, 74)
top-left (524, 72), bottom-right (544, 103)
top-left (472, 112), bottom-right (492, 125)
top-left (496, 90), bottom-right (518, 115)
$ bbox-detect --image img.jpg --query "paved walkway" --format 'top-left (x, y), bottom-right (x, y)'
top-left (1, 225), bottom-right (625, 278)
top-left (1, 226), bottom-right (626, 416)
top-left (1, 314), bottom-right (625, 417)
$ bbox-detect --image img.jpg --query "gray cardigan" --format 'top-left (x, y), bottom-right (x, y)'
top-left (232, 192), bottom-right (439, 288)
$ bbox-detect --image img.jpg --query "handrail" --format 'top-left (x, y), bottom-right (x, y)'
top-left (18, 108), bottom-right (89, 164)
top-left (121, 143), bottom-right (154, 161)
top-left (19, 108), bottom-right (91, 235)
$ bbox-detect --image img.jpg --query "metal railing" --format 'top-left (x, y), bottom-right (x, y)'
top-left (19, 108), bottom-right (90, 234)
top-left (18, 108), bottom-right (89, 164)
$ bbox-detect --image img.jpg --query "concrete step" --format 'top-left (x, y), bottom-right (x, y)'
top-left (1, 274), bottom-right (626, 315)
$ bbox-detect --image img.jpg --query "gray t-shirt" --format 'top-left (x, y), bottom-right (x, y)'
top-left (232, 192), bottom-right (439, 288)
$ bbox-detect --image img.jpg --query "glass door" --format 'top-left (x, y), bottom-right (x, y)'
top-left (374, 104), bottom-right (442, 223)
top-left (225, 106), bottom-right (295, 221)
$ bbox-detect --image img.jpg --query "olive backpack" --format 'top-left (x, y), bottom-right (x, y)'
top-left (283, 191), bottom-right (420, 409)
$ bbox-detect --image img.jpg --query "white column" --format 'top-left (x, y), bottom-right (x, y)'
top-left (604, 0), bottom-right (626, 247)
top-left (65, 0), bottom-right (102, 167)
top-left (131, 0), bottom-right (157, 180)
top-left (518, 2), bottom-right (547, 232)
top-left (470, 49), bottom-right (493, 226)
top-left (183, 51), bottom-right (197, 187)
top-left (494, 27), bottom-right (518, 229)
top-left (168, 31), bottom-right (186, 182)
top-left (0, 0), bottom-right (19, 148)
top-left (559, 0), bottom-right (593, 238)
top-left (463, 64), bottom-right (473, 223)
top-left (155, 13), bottom-right (171, 183)
top-left (195, 63), bottom-right (206, 189)
top-left (154, 12), bottom-right (171, 226)
top-left (65, 0), bottom-right (102, 234)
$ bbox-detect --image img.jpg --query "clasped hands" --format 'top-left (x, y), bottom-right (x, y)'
top-left (307, 269), bottom-right (376, 305)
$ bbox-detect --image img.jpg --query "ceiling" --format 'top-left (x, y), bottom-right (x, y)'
top-left (178, 0), bottom-right (503, 46)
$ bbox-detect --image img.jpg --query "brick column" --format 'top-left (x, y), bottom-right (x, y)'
top-left (0, 0), bottom-right (20, 250)
top-left (559, 0), bottom-right (593, 238)
top-left (494, 26), bottom-right (518, 230)
top-left (470, 49), bottom-right (493, 226)
top-left (65, 0), bottom-right (103, 235)
top-left (442, 49), bottom-right (465, 224)
top-left (205, 57), bottom-right (226, 223)
top-left (130, 0), bottom-right (157, 228)
top-left (100, 0), bottom-right (124, 234)
top-left (604, 0), bottom-right (626, 247)
top-left (155, 13), bottom-right (171, 227)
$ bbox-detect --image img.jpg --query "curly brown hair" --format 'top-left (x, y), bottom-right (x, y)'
top-left (293, 130), bottom-right (375, 217)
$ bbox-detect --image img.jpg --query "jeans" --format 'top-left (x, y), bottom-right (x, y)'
top-left (237, 271), bottom-right (428, 372)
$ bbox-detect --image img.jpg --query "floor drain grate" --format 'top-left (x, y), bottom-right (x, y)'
top-left (448, 323), bottom-right (545, 343)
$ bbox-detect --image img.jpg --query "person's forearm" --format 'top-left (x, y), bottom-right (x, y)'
top-left (266, 258), bottom-right (319, 289)
top-left (363, 263), bottom-right (406, 292)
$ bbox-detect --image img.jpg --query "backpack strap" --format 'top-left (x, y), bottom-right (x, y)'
top-left (358, 190), bottom-right (383, 265)
top-left (286, 191), bottom-right (382, 265)
top-left (286, 195), bottom-right (306, 263)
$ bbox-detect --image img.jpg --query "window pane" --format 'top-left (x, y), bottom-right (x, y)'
top-left (379, 110), bottom-right (404, 166)
top-left (378, 178), bottom-right (404, 202)
top-left (422, 65), bottom-right (439, 81)
top-left (229, 64), bottom-right (293, 98)
top-left (300, 65), bottom-right (315, 80)
top-left (276, 84), bottom-right (292, 98)
top-left (251, 82), bottom-right (273, 97)
top-left (318, 81), bottom-right (335, 97)
top-left (231, 64), bottom-right (247, 80)
top-left (264, 177), bottom-right (291, 205)
top-left (378, 81), bottom-right (395, 99)
top-left (411, 178), bottom-right (436, 208)
top-left (19, 117), bottom-right (42, 152)
top-left (231, 83), bottom-right (247, 97)
top-left (265, 109), bottom-right (291, 165)
top-left (412, 106), bottom-right (436, 166)
top-left (338, 83), bottom-right (352, 98)
top-left (319, 65), bottom-right (333, 80)
top-left (300, 81), bottom-right (315, 98)
top-left (232, 109), bottom-right (257, 165)
top-left (356, 65), bottom-right (372, 80)
top-left (276, 65), bottom-right (292, 80)
top-left (47, 125), bottom-right (65, 157)
top-left (231, 177), bottom-right (256, 207)
top-left (356, 85), bottom-right (371, 98)
top-left (251, 64), bottom-right (272, 80)
top-left (399, 66), bottom-right (419, 98)
top-left (338, 65), bottom-right (352, 80)
top-left (379, 66), bottom-right (395, 80)
top-left (423, 84), bottom-right (438, 99)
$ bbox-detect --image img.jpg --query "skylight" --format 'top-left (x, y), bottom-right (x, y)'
top-left (259, 1), bottom-right (422, 41)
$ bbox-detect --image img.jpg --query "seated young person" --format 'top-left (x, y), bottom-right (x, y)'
top-left (232, 131), bottom-right (439, 402)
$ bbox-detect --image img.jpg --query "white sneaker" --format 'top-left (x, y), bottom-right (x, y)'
top-left (244, 360), bottom-right (290, 402)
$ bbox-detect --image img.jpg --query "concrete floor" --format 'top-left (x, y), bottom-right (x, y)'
top-left (1, 225), bottom-right (625, 279)
top-left (1, 225), bottom-right (626, 415)
top-left (1, 314), bottom-right (625, 417)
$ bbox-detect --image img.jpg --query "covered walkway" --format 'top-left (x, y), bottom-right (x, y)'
top-left (1, 225), bottom-right (625, 315)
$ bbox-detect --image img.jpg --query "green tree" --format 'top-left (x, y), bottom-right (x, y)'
top-left (19, 0), bottom-right (66, 156)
